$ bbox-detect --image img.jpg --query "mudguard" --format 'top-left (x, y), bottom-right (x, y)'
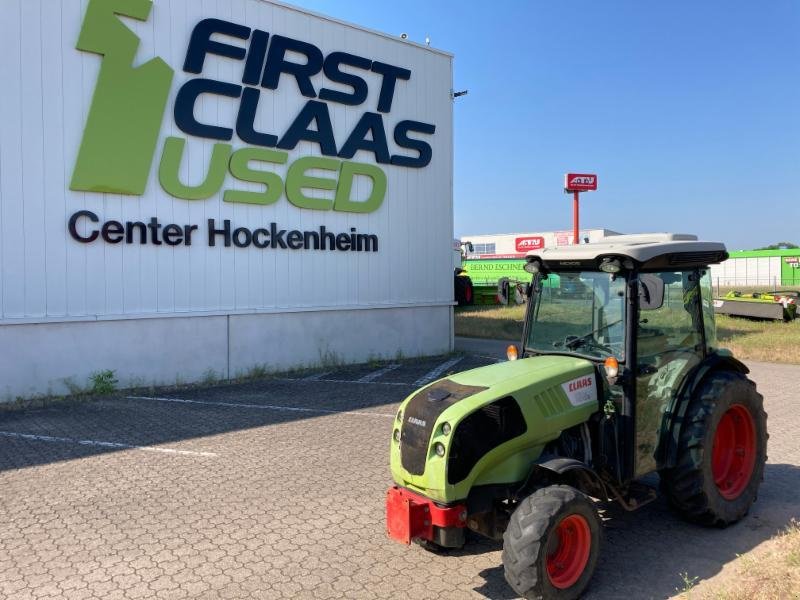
top-left (657, 351), bottom-right (749, 469)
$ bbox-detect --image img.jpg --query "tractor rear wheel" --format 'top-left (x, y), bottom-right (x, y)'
top-left (660, 370), bottom-right (767, 526)
top-left (502, 485), bottom-right (601, 600)
top-left (454, 275), bottom-right (474, 306)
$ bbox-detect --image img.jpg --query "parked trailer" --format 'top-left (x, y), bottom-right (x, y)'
top-left (713, 291), bottom-right (798, 321)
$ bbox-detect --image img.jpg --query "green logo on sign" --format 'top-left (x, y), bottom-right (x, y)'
top-left (71, 0), bottom-right (173, 195)
top-left (70, 0), bottom-right (437, 213)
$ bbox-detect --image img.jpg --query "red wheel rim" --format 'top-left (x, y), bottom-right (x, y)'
top-left (711, 404), bottom-right (757, 500)
top-left (546, 514), bottom-right (591, 589)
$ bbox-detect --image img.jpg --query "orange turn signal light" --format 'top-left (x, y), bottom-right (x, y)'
top-left (506, 345), bottom-right (518, 361)
top-left (604, 357), bottom-right (619, 378)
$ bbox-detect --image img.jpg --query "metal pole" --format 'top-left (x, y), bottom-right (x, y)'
top-left (573, 190), bottom-right (580, 244)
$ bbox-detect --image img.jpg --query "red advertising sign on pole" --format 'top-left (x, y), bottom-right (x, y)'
top-left (515, 236), bottom-right (545, 253)
top-left (564, 173), bottom-right (598, 244)
top-left (564, 174), bottom-right (598, 192)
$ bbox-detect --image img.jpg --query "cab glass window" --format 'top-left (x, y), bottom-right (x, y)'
top-left (527, 271), bottom-right (626, 361)
top-left (637, 271), bottom-right (704, 358)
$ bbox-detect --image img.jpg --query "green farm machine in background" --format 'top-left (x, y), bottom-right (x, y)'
top-left (388, 234), bottom-right (767, 600)
top-left (461, 258), bottom-right (529, 305)
top-left (454, 246), bottom-right (531, 306)
top-left (713, 290), bottom-right (798, 321)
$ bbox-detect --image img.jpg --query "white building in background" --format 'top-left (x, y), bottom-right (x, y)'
top-left (709, 256), bottom-right (783, 288)
top-left (0, 0), bottom-right (454, 399)
top-left (461, 228), bottom-right (622, 258)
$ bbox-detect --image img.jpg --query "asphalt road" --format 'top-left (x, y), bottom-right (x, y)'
top-left (1, 339), bottom-right (797, 599)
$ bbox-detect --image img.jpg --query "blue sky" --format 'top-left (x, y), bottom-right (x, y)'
top-left (289, 1), bottom-right (799, 250)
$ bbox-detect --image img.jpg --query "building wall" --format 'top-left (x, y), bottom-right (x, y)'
top-left (0, 305), bottom-right (450, 400)
top-left (0, 0), bottom-right (454, 399)
top-left (709, 249), bottom-right (800, 288)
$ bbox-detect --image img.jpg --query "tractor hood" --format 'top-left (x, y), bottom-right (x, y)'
top-left (390, 354), bottom-right (601, 503)
top-left (449, 354), bottom-right (595, 391)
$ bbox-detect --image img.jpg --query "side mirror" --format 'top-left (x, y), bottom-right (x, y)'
top-left (639, 274), bottom-right (665, 310)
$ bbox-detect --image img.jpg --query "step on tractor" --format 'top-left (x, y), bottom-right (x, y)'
top-left (386, 233), bottom-right (768, 600)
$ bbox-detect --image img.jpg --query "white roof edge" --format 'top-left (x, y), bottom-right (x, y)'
top-left (598, 232), bottom-right (698, 243)
top-left (526, 233), bottom-right (727, 264)
top-left (460, 228), bottom-right (621, 239)
top-left (261, 0), bottom-right (455, 58)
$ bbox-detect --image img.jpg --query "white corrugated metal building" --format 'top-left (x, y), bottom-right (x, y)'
top-left (0, 0), bottom-right (454, 399)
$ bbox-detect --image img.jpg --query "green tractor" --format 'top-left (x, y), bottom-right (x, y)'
top-left (386, 234), bottom-right (767, 599)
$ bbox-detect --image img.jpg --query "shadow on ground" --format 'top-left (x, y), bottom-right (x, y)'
top-left (0, 354), bottom-right (493, 473)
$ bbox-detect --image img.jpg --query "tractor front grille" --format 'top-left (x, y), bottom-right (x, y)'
top-left (399, 380), bottom-right (487, 476)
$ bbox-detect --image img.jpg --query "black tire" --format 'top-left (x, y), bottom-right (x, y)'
top-left (455, 275), bottom-right (474, 306)
top-left (502, 485), bottom-right (601, 600)
top-left (455, 275), bottom-right (467, 306)
top-left (463, 277), bottom-right (474, 305)
top-left (660, 370), bottom-right (767, 526)
top-left (497, 277), bottom-right (510, 305)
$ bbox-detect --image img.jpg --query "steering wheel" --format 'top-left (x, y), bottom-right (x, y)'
top-left (564, 318), bottom-right (623, 351)
top-left (563, 335), bottom-right (613, 354)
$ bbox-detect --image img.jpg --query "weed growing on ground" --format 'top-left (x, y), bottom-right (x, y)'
top-left (201, 369), bottom-right (221, 386)
top-left (676, 572), bottom-right (699, 593)
top-left (89, 370), bottom-right (117, 395)
top-left (246, 364), bottom-right (269, 379)
top-left (318, 347), bottom-right (344, 368)
top-left (785, 519), bottom-right (800, 568)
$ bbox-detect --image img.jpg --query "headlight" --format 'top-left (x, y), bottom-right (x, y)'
top-left (599, 257), bottom-right (622, 273)
top-left (393, 429), bottom-right (401, 443)
top-left (434, 442), bottom-right (446, 457)
top-left (441, 422), bottom-right (451, 436)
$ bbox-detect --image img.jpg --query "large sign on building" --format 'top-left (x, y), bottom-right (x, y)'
top-left (0, 0), bottom-right (454, 398)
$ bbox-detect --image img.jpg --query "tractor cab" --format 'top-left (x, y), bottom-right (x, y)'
top-left (522, 233), bottom-right (729, 481)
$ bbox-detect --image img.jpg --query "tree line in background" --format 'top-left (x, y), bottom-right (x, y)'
top-left (755, 242), bottom-right (798, 250)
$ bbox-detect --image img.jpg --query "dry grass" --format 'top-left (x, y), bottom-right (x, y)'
top-left (454, 304), bottom-right (527, 341)
top-left (685, 520), bottom-right (800, 600)
top-left (716, 315), bottom-right (800, 364)
top-left (454, 306), bottom-right (800, 364)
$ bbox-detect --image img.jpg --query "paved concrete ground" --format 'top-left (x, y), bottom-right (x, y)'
top-left (1, 340), bottom-right (798, 599)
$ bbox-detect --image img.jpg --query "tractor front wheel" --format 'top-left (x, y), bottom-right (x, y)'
top-left (660, 370), bottom-right (767, 526)
top-left (502, 485), bottom-right (601, 600)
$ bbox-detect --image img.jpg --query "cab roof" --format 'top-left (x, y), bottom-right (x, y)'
top-left (527, 233), bottom-right (728, 270)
